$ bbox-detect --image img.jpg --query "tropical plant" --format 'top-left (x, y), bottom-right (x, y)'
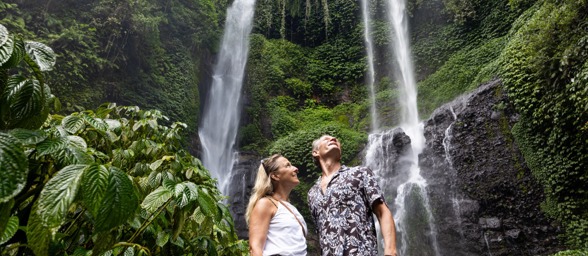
top-left (0, 24), bottom-right (247, 256)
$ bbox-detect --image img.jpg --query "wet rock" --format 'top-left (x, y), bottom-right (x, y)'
top-left (419, 79), bottom-right (564, 255)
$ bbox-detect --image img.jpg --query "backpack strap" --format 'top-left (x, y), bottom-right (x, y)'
top-left (277, 201), bottom-right (307, 237)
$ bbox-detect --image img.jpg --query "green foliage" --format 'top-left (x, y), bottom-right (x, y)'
top-left (0, 25), bottom-right (246, 255)
top-left (501, 0), bottom-right (588, 248)
top-left (269, 123), bottom-right (366, 173)
top-left (0, 0), bottom-right (228, 135)
top-left (307, 38), bottom-right (365, 94)
top-left (1, 104), bottom-right (247, 255)
top-left (417, 37), bottom-right (506, 117)
top-left (552, 249), bottom-right (588, 256)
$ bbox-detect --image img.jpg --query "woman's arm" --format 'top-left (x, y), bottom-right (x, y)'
top-left (248, 198), bottom-right (276, 256)
top-left (373, 200), bottom-right (398, 256)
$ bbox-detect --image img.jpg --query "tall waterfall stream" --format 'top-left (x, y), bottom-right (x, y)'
top-left (198, 0), bottom-right (257, 196)
top-left (362, 0), bottom-right (441, 254)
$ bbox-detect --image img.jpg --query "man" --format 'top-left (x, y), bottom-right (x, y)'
top-left (308, 134), bottom-right (398, 256)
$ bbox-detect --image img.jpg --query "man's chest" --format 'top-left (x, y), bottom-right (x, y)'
top-left (311, 175), bottom-right (363, 211)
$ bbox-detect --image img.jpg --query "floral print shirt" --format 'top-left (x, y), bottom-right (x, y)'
top-left (308, 165), bottom-right (385, 256)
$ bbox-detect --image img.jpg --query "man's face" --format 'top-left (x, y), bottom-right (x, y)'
top-left (313, 135), bottom-right (342, 160)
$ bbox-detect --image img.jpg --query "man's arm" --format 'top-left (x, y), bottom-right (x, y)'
top-left (373, 200), bottom-right (397, 256)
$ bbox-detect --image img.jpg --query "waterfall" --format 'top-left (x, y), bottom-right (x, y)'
top-left (365, 0), bottom-right (440, 254)
top-left (198, 0), bottom-right (256, 195)
top-left (386, 0), bottom-right (440, 253)
top-left (360, 0), bottom-right (379, 132)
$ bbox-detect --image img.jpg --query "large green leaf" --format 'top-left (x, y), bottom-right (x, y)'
top-left (62, 115), bottom-right (85, 134)
top-left (24, 41), bottom-right (55, 72)
top-left (3, 76), bottom-right (35, 111)
top-left (1, 38), bottom-right (24, 69)
top-left (56, 147), bottom-right (94, 166)
top-left (156, 231), bottom-right (170, 247)
top-left (141, 186), bottom-right (173, 213)
top-left (67, 135), bottom-right (88, 150)
top-left (0, 216), bottom-right (18, 245)
top-left (53, 135), bottom-right (93, 166)
top-left (0, 24), bottom-right (8, 49)
top-left (2, 76), bottom-right (46, 127)
top-left (12, 83), bottom-right (52, 130)
top-left (95, 168), bottom-right (138, 232)
top-left (196, 187), bottom-right (218, 217)
top-left (0, 199), bottom-right (14, 238)
top-left (0, 32), bottom-right (14, 66)
top-left (37, 164), bottom-right (87, 228)
top-left (36, 136), bottom-right (68, 156)
top-left (82, 114), bottom-right (108, 131)
top-left (8, 128), bottom-right (47, 145)
top-left (27, 202), bottom-right (51, 256)
top-left (81, 164), bottom-right (109, 217)
top-left (0, 132), bottom-right (28, 203)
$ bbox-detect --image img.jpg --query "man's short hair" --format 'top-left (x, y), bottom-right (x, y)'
top-left (312, 135), bottom-right (330, 167)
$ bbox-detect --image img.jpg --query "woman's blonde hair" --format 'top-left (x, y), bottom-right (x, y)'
top-left (245, 154), bottom-right (283, 225)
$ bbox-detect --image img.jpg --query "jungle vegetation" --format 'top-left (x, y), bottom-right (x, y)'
top-left (0, 0), bottom-right (587, 254)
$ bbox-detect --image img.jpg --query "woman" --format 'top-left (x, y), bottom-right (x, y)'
top-left (246, 154), bottom-right (307, 256)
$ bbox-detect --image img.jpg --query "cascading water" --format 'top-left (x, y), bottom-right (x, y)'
top-left (386, 0), bottom-right (440, 253)
top-left (198, 0), bottom-right (256, 195)
top-left (443, 106), bottom-right (465, 240)
top-left (364, 0), bottom-right (440, 254)
top-left (360, 0), bottom-right (379, 131)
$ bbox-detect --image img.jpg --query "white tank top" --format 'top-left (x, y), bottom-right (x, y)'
top-left (263, 201), bottom-right (307, 256)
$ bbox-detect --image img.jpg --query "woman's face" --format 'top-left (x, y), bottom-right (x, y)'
top-left (272, 157), bottom-right (300, 186)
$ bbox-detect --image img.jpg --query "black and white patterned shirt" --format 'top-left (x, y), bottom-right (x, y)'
top-left (308, 165), bottom-right (385, 256)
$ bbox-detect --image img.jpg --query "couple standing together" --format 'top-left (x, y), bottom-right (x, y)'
top-left (246, 135), bottom-right (398, 256)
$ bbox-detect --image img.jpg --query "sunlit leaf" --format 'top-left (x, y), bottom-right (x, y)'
top-left (0, 216), bottom-right (18, 245)
top-left (62, 115), bottom-right (85, 134)
top-left (56, 146), bottom-right (94, 166)
top-left (37, 164), bottom-right (87, 227)
top-left (24, 41), bottom-right (56, 72)
top-left (81, 164), bottom-right (109, 217)
top-left (82, 114), bottom-right (108, 131)
top-left (192, 207), bottom-right (206, 225)
top-left (36, 136), bottom-right (68, 156)
top-left (184, 182), bottom-right (199, 200)
top-left (147, 171), bottom-right (162, 188)
top-left (0, 133), bottom-right (28, 203)
top-left (1, 38), bottom-right (24, 69)
top-left (162, 178), bottom-right (176, 192)
top-left (147, 119), bottom-right (158, 129)
top-left (3, 76), bottom-right (44, 125)
top-left (123, 247), bottom-right (135, 256)
top-left (0, 31), bottom-right (14, 66)
top-left (95, 168), bottom-right (138, 232)
top-left (149, 159), bottom-right (163, 171)
top-left (67, 135), bottom-right (88, 150)
top-left (156, 232), bottom-right (170, 247)
top-left (141, 186), bottom-right (172, 213)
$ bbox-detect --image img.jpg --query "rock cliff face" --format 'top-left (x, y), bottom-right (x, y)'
top-left (226, 151), bottom-right (261, 238)
top-left (418, 80), bottom-right (563, 255)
